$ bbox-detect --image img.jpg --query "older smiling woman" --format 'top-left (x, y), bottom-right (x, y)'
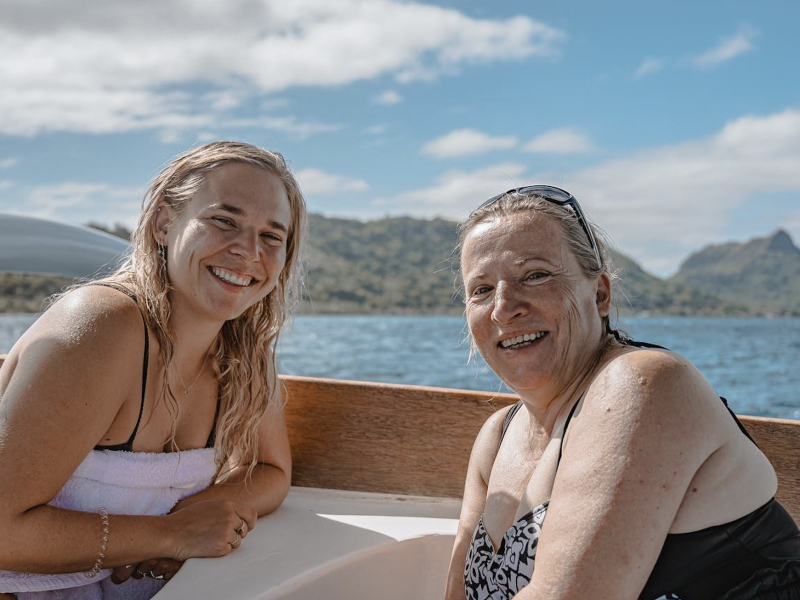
top-left (445, 186), bottom-right (800, 600)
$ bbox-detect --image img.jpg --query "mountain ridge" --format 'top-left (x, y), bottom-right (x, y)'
top-left (1, 216), bottom-right (797, 315)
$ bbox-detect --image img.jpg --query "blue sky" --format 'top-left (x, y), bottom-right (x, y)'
top-left (1, 0), bottom-right (798, 277)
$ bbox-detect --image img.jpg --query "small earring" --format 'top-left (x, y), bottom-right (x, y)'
top-left (157, 244), bottom-right (168, 273)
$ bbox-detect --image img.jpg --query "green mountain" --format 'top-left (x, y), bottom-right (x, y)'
top-left (1, 217), bottom-right (796, 316)
top-left (612, 252), bottom-right (747, 316)
top-left (0, 273), bottom-right (73, 313)
top-left (303, 214), bottom-right (460, 313)
top-left (669, 230), bottom-right (800, 315)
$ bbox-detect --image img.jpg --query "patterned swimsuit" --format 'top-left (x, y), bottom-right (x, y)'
top-left (464, 341), bottom-right (800, 600)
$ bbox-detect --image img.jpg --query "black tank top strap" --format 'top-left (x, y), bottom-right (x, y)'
top-left (205, 394), bottom-right (221, 448)
top-left (89, 283), bottom-right (149, 452)
top-left (500, 401), bottom-right (524, 445)
top-left (620, 338), bottom-right (669, 350)
top-left (718, 395), bottom-right (760, 447)
top-left (557, 394), bottom-right (584, 467)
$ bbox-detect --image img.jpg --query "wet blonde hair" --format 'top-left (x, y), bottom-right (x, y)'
top-left (107, 141), bottom-right (306, 480)
top-left (455, 190), bottom-right (622, 340)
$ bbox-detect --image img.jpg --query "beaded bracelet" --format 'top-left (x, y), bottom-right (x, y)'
top-left (84, 507), bottom-right (110, 579)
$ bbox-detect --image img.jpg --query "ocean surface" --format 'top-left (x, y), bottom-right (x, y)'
top-left (1, 313), bottom-right (798, 420)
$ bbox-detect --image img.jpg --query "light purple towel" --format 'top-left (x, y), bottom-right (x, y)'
top-left (1, 448), bottom-right (217, 597)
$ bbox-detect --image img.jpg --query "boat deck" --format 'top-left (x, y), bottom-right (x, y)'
top-left (154, 487), bottom-right (460, 599)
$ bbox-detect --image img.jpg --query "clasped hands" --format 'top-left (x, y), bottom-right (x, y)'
top-left (111, 512), bottom-right (250, 585)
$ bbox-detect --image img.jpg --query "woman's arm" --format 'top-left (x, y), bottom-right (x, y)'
top-left (445, 406), bottom-right (511, 600)
top-left (0, 289), bottom-right (255, 574)
top-left (168, 387), bottom-right (292, 517)
top-left (515, 350), bottom-right (727, 600)
top-left (112, 355), bottom-right (292, 584)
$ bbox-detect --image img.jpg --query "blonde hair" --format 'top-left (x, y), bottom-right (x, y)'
top-left (107, 141), bottom-right (306, 480)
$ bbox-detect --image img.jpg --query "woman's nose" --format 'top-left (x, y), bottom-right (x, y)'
top-left (231, 231), bottom-right (260, 261)
top-left (491, 282), bottom-right (527, 323)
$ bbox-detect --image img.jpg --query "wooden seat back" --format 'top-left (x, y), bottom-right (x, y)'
top-left (1, 354), bottom-right (798, 522)
top-left (280, 375), bottom-right (800, 524)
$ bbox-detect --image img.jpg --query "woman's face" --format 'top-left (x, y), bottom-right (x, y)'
top-left (461, 212), bottom-right (610, 399)
top-left (156, 162), bottom-right (292, 325)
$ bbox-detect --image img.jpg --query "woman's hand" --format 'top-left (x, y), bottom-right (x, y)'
top-left (111, 558), bottom-right (184, 584)
top-left (166, 499), bottom-right (257, 561)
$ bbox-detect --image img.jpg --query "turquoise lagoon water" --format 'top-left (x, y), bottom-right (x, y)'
top-left (1, 314), bottom-right (798, 420)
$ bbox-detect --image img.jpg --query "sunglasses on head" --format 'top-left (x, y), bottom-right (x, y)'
top-left (474, 184), bottom-right (602, 269)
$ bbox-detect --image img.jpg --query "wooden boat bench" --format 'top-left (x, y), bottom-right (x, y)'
top-left (281, 375), bottom-right (800, 522)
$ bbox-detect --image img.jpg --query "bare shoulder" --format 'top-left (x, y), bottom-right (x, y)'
top-left (577, 347), bottom-right (724, 450)
top-left (594, 347), bottom-right (715, 410)
top-left (8, 284), bottom-right (147, 392)
top-left (600, 346), bottom-right (699, 386)
top-left (0, 286), bottom-right (148, 509)
top-left (21, 285), bottom-right (144, 352)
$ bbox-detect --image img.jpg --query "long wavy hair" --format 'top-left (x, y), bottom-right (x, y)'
top-left (106, 141), bottom-right (306, 481)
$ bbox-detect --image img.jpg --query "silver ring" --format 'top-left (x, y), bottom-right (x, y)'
top-left (136, 568), bottom-right (147, 577)
top-left (235, 519), bottom-right (246, 535)
top-left (153, 574), bottom-right (165, 580)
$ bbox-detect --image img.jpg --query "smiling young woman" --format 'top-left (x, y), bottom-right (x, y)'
top-left (0, 141), bottom-right (306, 599)
top-left (446, 186), bottom-right (800, 600)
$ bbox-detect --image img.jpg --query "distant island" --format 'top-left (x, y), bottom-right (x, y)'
top-left (2, 215), bottom-right (799, 316)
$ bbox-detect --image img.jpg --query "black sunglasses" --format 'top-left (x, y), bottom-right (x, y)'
top-left (474, 184), bottom-right (602, 268)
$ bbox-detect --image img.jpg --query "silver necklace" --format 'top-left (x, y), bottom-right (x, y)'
top-left (175, 352), bottom-right (211, 396)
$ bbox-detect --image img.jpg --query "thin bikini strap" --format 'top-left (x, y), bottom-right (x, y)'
top-left (557, 394), bottom-right (583, 467)
top-left (499, 401), bottom-right (524, 444)
top-left (205, 394), bottom-right (221, 448)
top-left (90, 283), bottom-right (149, 451)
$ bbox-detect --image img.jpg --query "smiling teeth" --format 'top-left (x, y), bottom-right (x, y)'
top-left (501, 332), bottom-right (546, 348)
top-left (211, 267), bottom-right (253, 287)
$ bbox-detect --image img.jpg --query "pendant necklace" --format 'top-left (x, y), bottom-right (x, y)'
top-left (175, 351), bottom-right (211, 396)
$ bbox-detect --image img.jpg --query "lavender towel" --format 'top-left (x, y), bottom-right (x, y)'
top-left (0, 448), bottom-right (217, 597)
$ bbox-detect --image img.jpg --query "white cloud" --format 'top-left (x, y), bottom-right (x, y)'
top-left (224, 116), bottom-right (343, 139)
top-left (561, 108), bottom-right (800, 275)
top-left (372, 108), bottom-right (800, 276)
top-left (260, 98), bottom-right (289, 111)
top-left (422, 129), bottom-right (517, 159)
top-left (692, 26), bottom-right (758, 68)
top-left (374, 90), bottom-right (403, 106)
top-left (371, 163), bottom-right (529, 217)
top-left (0, 158), bottom-right (19, 169)
top-left (0, 0), bottom-right (565, 136)
top-left (634, 57), bottom-right (664, 78)
top-left (0, 180), bottom-right (13, 190)
top-left (523, 128), bottom-right (593, 154)
top-left (294, 168), bottom-right (369, 195)
top-left (3, 182), bottom-right (142, 227)
top-left (362, 124), bottom-right (387, 135)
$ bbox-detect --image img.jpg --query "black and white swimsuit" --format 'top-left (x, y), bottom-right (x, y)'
top-left (464, 341), bottom-right (800, 600)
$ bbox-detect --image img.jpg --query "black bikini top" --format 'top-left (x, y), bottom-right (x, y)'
top-left (91, 283), bottom-right (218, 452)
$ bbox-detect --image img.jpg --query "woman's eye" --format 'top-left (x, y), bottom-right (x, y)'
top-left (524, 271), bottom-right (547, 282)
top-left (471, 285), bottom-right (492, 297)
top-left (261, 232), bottom-right (284, 244)
top-left (212, 217), bottom-right (236, 228)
